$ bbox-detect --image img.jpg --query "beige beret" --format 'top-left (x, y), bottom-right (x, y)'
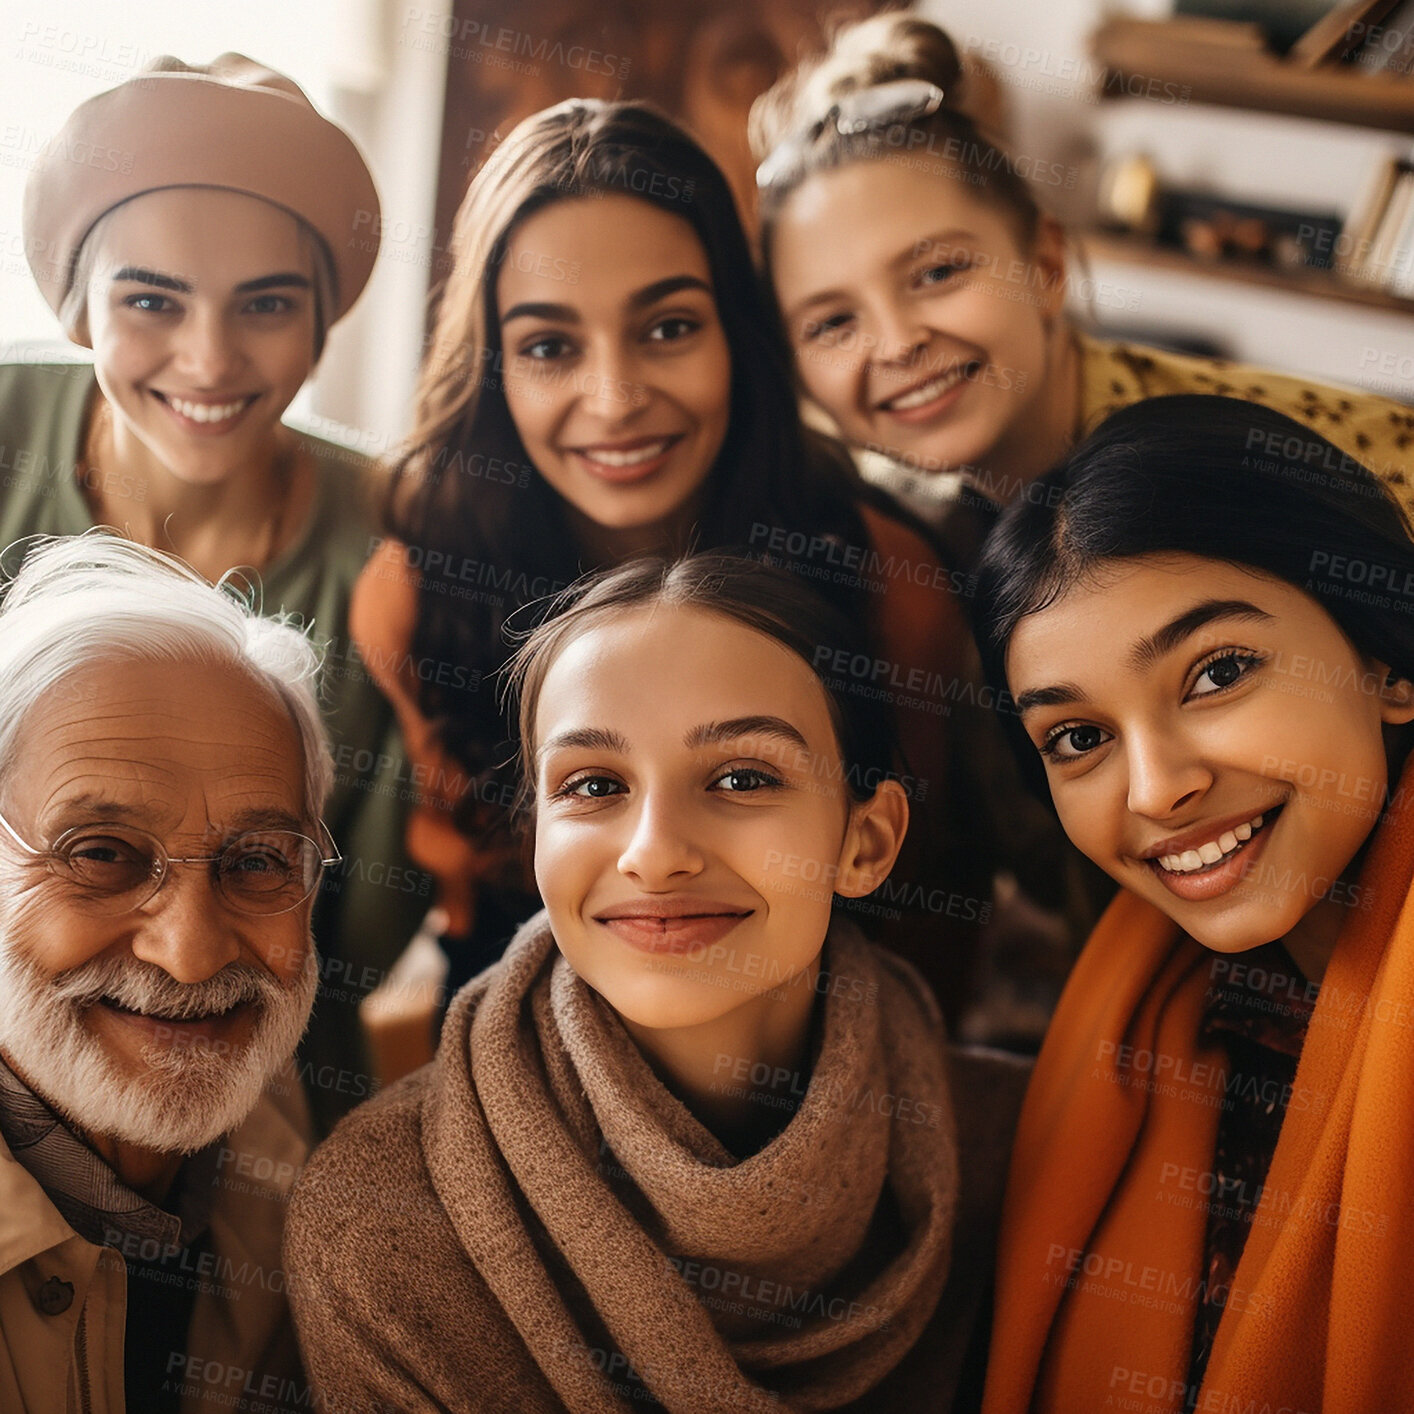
top-left (23, 54), bottom-right (381, 332)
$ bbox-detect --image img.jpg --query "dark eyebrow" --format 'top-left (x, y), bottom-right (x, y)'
top-left (1015, 683), bottom-right (1088, 716)
top-left (1129, 599), bottom-right (1274, 671)
top-left (235, 273), bottom-right (311, 294)
top-left (1015, 599), bottom-right (1276, 716)
top-left (501, 300), bottom-right (577, 325)
top-left (537, 727), bottom-right (630, 760)
top-left (628, 274), bottom-right (711, 310)
top-left (501, 275), bottom-right (712, 328)
top-left (111, 266), bottom-right (191, 293)
top-left (684, 716), bottom-right (809, 752)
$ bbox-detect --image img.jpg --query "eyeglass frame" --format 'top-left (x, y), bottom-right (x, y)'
top-left (755, 79), bottom-right (948, 190)
top-left (0, 806), bottom-right (342, 917)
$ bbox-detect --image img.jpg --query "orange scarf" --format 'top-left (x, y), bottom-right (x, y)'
top-left (982, 770), bottom-right (1414, 1414)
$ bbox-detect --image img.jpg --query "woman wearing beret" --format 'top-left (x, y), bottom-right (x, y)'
top-left (9, 55), bottom-right (427, 1133)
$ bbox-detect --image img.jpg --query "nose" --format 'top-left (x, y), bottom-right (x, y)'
top-left (870, 298), bottom-right (931, 366)
top-left (1124, 726), bottom-right (1212, 821)
top-left (128, 864), bottom-right (242, 984)
top-left (579, 339), bottom-right (645, 422)
top-left (616, 795), bottom-right (705, 887)
top-left (172, 307), bottom-right (243, 387)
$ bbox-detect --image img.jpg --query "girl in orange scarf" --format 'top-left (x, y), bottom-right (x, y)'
top-left (971, 394), bottom-right (1414, 1414)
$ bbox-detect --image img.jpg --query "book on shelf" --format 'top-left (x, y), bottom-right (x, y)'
top-left (1351, 0), bottom-right (1414, 72)
top-left (1338, 153), bottom-right (1404, 276)
top-left (1289, 0), bottom-right (1405, 68)
top-left (1360, 163), bottom-right (1414, 284)
top-left (1387, 177), bottom-right (1414, 291)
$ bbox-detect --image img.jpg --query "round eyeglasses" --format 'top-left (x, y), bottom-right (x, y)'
top-left (0, 810), bottom-right (342, 917)
top-left (755, 79), bottom-right (948, 189)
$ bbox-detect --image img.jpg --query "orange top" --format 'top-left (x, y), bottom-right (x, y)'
top-left (351, 507), bottom-right (977, 1002)
top-left (982, 757), bottom-right (1414, 1414)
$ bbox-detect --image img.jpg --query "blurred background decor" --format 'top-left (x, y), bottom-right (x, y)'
top-left (3, 0), bottom-right (1412, 452)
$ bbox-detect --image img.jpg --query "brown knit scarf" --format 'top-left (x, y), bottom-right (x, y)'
top-left (421, 911), bottom-right (958, 1413)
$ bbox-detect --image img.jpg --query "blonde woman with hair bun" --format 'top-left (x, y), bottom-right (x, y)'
top-left (754, 12), bottom-right (1414, 551)
top-left (753, 12), bottom-right (1414, 1002)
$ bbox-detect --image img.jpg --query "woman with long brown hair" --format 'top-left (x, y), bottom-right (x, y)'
top-left (352, 97), bottom-right (985, 1017)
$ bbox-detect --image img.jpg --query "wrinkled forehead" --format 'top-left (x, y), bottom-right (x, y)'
top-left (4, 655), bottom-right (306, 838)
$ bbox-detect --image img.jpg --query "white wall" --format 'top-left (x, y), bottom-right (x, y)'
top-left (922, 0), bottom-right (1414, 401)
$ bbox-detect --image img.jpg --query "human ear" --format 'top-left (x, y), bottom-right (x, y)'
top-left (834, 779), bottom-right (909, 899)
top-left (60, 284), bottom-right (95, 349)
top-left (1029, 215), bottom-right (1067, 322)
top-left (1375, 662), bottom-right (1414, 724)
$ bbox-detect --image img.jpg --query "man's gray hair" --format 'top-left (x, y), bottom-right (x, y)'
top-left (0, 533), bottom-right (333, 819)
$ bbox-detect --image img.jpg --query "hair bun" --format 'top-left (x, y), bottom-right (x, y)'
top-left (751, 13), bottom-right (965, 159)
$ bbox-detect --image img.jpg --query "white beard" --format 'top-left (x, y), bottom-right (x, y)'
top-left (0, 942), bottom-right (317, 1154)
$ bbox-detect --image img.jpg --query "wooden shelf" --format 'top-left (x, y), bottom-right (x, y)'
top-left (1093, 18), bottom-right (1414, 133)
top-left (1079, 228), bottom-right (1414, 316)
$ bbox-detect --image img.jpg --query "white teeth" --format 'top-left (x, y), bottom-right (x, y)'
top-left (167, 396), bottom-right (248, 424)
top-left (1154, 812), bottom-right (1269, 875)
top-left (579, 438), bottom-right (671, 467)
top-left (884, 366), bottom-right (968, 411)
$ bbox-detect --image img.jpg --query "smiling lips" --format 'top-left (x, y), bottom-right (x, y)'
top-left (1155, 813), bottom-right (1267, 875)
top-left (98, 996), bottom-right (251, 1041)
top-left (1138, 806), bottom-right (1282, 902)
top-left (595, 900), bottom-right (752, 954)
top-left (568, 434), bottom-right (683, 483)
top-left (876, 360), bottom-right (981, 419)
top-left (154, 391), bottom-right (258, 432)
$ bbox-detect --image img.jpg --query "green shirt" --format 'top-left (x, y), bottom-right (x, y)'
top-left (0, 359), bottom-right (428, 1133)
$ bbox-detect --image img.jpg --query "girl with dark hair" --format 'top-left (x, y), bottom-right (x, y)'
top-left (352, 98), bottom-right (983, 1017)
top-left (753, 11), bottom-right (1414, 1004)
top-left (971, 395), bottom-right (1414, 1414)
top-left (753, 13), bottom-right (1414, 551)
top-left (290, 553), bottom-right (1029, 1412)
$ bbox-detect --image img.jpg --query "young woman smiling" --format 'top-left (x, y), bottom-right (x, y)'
top-left (7, 56), bottom-right (427, 1130)
top-left (971, 396), bottom-right (1414, 1414)
top-left (290, 554), bottom-right (1029, 1413)
top-left (752, 14), bottom-right (1414, 554)
top-left (753, 11), bottom-right (1414, 1018)
top-left (353, 99), bottom-right (984, 1014)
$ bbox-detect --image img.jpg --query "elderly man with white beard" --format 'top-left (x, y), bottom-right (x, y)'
top-left (0, 534), bottom-right (336, 1413)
